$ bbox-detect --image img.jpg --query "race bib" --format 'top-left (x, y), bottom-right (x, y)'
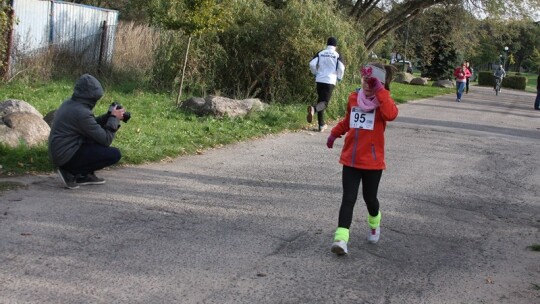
top-left (350, 107), bottom-right (375, 130)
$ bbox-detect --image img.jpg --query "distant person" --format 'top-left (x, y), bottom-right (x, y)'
top-left (406, 63), bottom-right (413, 74)
top-left (308, 36), bottom-right (346, 132)
top-left (326, 62), bottom-right (398, 255)
top-left (535, 72), bottom-right (540, 110)
top-left (465, 61), bottom-right (473, 94)
top-left (493, 65), bottom-right (506, 91)
top-left (454, 62), bottom-right (471, 102)
top-left (48, 74), bottom-right (126, 189)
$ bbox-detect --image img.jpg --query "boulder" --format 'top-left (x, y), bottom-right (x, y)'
top-left (0, 100), bottom-right (50, 147)
top-left (432, 79), bottom-right (455, 88)
top-left (181, 95), bottom-right (267, 117)
top-left (394, 72), bottom-right (414, 84)
top-left (410, 77), bottom-right (429, 86)
top-left (0, 99), bottom-right (43, 118)
top-left (0, 123), bottom-right (21, 147)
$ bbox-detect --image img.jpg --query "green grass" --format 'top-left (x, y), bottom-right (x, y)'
top-left (0, 79), bottom-right (454, 176)
top-left (528, 244), bottom-right (540, 251)
top-left (523, 73), bottom-right (539, 93)
top-left (0, 181), bottom-right (26, 192)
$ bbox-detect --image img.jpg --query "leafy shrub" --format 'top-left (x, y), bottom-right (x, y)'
top-left (150, 0), bottom-right (366, 104)
top-left (502, 75), bottom-right (527, 90)
top-left (477, 71), bottom-right (494, 86)
top-left (0, 6), bottom-right (11, 76)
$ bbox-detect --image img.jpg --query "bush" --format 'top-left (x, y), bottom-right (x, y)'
top-left (150, 0), bottom-right (366, 104)
top-left (214, 0), bottom-right (367, 103)
top-left (477, 71), bottom-right (493, 86)
top-left (503, 75), bottom-right (527, 90)
top-left (478, 71), bottom-right (527, 90)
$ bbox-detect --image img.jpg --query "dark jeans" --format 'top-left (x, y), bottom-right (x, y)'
top-left (62, 143), bottom-right (121, 176)
top-left (535, 90), bottom-right (540, 109)
top-left (465, 77), bottom-right (470, 93)
top-left (337, 166), bottom-right (382, 229)
top-left (314, 82), bottom-right (335, 126)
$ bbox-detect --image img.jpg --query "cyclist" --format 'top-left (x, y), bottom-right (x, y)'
top-left (493, 65), bottom-right (506, 91)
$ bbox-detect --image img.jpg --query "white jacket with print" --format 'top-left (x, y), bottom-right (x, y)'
top-left (309, 46), bottom-right (345, 85)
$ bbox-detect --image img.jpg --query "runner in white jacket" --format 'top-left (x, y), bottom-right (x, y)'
top-left (308, 37), bottom-right (345, 132)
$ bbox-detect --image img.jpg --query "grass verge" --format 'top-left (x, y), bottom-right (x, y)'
top-left (0, 181), bottom-right (26, 192)
top-left (0, 79), bottom-right (454, 176)
top-left (528, 244), bottom-right (540, 251)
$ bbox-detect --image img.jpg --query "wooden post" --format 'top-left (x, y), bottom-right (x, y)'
top-left (176, 35), bottom-right (192, 107)
top-left (98, 20), bottom-right (108, 74)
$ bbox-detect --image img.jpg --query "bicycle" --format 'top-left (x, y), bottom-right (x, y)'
top-left (494, 77), bottom-right (502, 96)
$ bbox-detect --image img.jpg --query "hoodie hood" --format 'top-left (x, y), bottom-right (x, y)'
top-left (71, 74), bottom-right (104, 107)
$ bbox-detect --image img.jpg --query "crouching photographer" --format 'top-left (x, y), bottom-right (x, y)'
top-left (48, 74), bottom-right (128, 189)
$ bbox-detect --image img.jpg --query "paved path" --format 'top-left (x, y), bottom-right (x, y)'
top-left (1, 86), bottom-right (539, 303)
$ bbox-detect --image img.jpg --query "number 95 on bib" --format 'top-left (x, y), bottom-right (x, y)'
top-left (350, 106), bottom-right (375, 130)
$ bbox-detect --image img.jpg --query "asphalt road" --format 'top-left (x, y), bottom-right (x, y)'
top-left (1, 86), bottom-right (539, 304)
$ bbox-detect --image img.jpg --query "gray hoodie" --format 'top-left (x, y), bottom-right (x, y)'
top-left (48, 74), bottom-right (120, 167)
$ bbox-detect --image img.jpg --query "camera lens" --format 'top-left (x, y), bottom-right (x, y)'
top-left (123, 112), bottom-right (131, 123)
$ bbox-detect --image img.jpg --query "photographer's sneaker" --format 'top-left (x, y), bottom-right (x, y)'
top-left (330, 240), bottom-right (348, 255)
top-left (367, 227), bottom-right (380, 244)
top-left (76, 173), bottom-right (106, 186)
top-left (306, 106), bottom-right (314, 123)
top-left (57, 168), bottom-right (79, 189)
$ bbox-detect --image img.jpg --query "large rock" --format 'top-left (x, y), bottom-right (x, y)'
top-left (180, 95), bottom-right (267, 117)
top-left (410, 77), bottom-right (429, 86)
top-left (394, 72), bottom-right (415, 84)
top-left (432, 79), bottom-right (455, 88)
top-left (0, 99), bottom-right (50, 147)
top-left (0, 99), bottom-right (43, 118)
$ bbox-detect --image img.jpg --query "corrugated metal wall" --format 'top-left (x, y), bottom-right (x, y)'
top-left (9, 0), bottom-right (118, 73)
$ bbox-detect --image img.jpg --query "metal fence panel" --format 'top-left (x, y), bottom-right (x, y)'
top-left (9, 0), bottom-right (118, 73)
top-left (11, 0), bottom-right (51, 52)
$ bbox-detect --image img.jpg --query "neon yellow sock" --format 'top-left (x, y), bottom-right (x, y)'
top-left (367, 211), bottom-right (381, 229)
top-left (334, 227), bottom-right (349, 242)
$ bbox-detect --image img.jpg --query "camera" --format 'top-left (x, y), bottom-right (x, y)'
top-left (109, 101), bottom-right (131, 123)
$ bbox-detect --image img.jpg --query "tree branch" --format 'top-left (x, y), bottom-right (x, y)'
top-left (362, 0), bottom-right (448, 51)
top-left (351, 0), bottom-right (380, 20)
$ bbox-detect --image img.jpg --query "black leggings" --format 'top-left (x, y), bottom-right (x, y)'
top-left (314, 82), bottom-right (335, 126)
top-left (337, 166), bottom-right (382, 229)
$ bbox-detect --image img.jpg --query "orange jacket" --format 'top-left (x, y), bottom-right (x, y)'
top-left (330, 88), bottom-right (398, 170)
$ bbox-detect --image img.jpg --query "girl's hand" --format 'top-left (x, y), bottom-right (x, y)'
top-left (366, 77), bottom-right (383, 93)
top-left (327, 135), bottom-right (337, 149)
